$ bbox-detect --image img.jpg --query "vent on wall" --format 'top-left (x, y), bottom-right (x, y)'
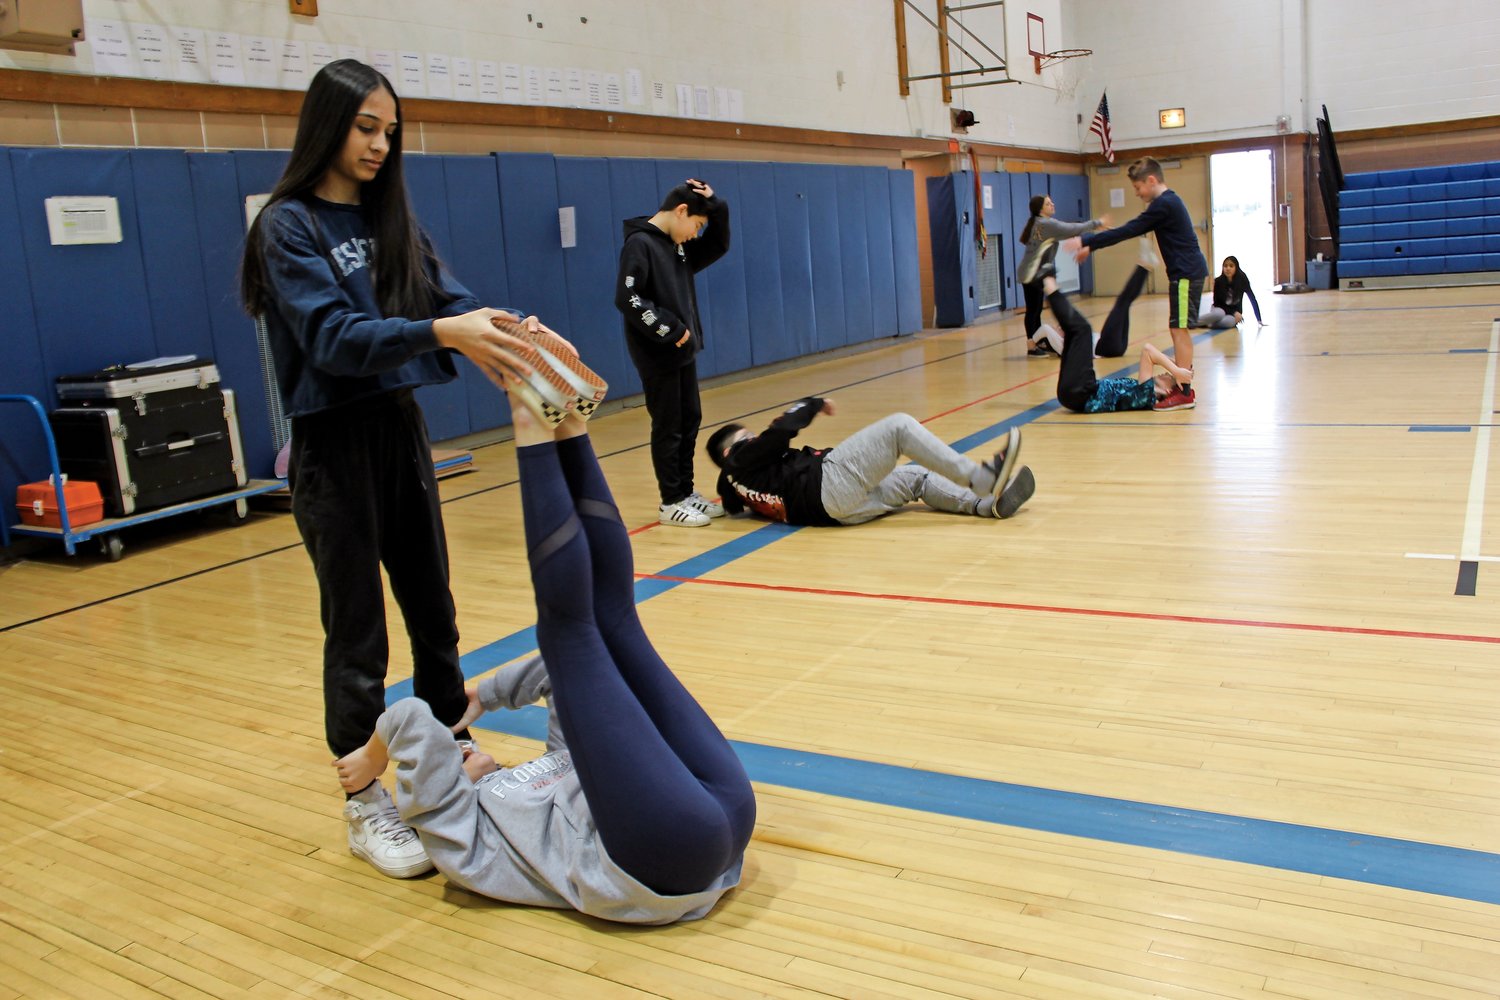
top-left (0, 0), bottom-right (85, 55)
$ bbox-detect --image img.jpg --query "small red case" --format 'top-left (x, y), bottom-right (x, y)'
top-left (16, 477), bottom-right (105, 528)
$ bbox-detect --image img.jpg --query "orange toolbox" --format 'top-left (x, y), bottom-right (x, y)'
top-left (15, 477), bottom-right (105, 528)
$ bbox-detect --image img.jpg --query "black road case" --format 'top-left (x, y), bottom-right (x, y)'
top-left (50, 360), bottom-right (247, 516)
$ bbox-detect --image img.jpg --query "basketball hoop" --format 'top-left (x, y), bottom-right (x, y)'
top-left (1034, 48), bottom-right (1093, 74)
top-left (1034, 48), bottom-right (1091, 103)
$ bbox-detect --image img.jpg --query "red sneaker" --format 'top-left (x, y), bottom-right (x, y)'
top-left (1154, 386), bottom-right (1196, 411)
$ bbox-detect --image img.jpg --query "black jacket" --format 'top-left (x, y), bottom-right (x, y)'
top-left (715, 398), bottom-right (840, 527)
top-left (1212, 271), bottom-right (1262, 322)
top-left (614, 199), bottom-right (730, 375)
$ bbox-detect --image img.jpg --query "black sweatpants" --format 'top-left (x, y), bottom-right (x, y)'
top-left (1095, 264), bottom-right (1150, 358)
top-left (289, 391), bottom-right (470, 757)
top-left (640, 361), bottom-right (703, 506)
top-left (1048, 290), bottom-right (1104, 413)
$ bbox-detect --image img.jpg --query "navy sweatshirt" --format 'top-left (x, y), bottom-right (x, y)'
top-left (614, 198), bottom-right (730, 376)
top-left (715, 397), bottom-right (839, 527)
top-left (1213, 270), bottom-right (1263, 322)
top-left (1081, 189), bottom-right (1208, 281)
top-left (258, 196), bottom-right (502, 419)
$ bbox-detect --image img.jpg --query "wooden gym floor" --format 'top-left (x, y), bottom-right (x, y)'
top-left (1, 285), bottom-right (1497, 998)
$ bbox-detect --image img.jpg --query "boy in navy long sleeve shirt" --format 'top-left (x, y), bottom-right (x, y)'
top-left (1064, 157), bottom-right (1208, 409)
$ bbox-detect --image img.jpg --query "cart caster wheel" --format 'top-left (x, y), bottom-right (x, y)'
top-left (226, 499), bottom-right (250, 525)
top-left (99, 534), bottom-right (124, 561)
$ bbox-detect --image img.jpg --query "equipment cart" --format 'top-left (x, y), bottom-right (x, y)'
top-left (2, 394), bottom-right (283, 560)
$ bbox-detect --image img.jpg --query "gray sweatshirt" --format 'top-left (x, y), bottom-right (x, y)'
top-left (378, 655), bottom-right (743, 925)
top-left (1016, 215), bottom-right (1100, 281)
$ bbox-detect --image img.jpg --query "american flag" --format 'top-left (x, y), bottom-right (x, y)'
top-left (1090, 93), bottom-right (1115, 163)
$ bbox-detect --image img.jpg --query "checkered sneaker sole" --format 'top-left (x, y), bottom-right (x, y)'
top-left (492, 318), bottom-right (609, 417)
top-left (508, 377), bottom-right (572, 427)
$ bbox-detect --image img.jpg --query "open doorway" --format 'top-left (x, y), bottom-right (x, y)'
top-left (1209, 150), bottom-right (1274, 296)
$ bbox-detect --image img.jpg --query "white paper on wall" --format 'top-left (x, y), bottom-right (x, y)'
top-left (545, 68), bottom-right (566, 106)
top-left (565, 68), bottom-right (585, 106)
top-left (728, 89), bottom-right (744, 120)
top-left (558, 206), bottom-right (577, 249)
top-left (279, 40), bottom-right (309, 90)
top-left (398, 51), bottom-right (426, 96)
top-left (603, 73), bottom-right (623, 108)
top-left (715, 87), bottom-right (730, 120)
top-left (426, 53), bottom-right (452, 99)
top-left (479, 61), bottom-right (503, 102)
top-left (309, 42), bottom-right (336, 76)
top-left (130, 24), bottom-right (170, 80)
top-left (338, 45), bottom-right (366, 64)
top-left (676, 83), bottom-right (693, 117)
top-left (87, 20), bottom-right (137, 77)
top-left (523, 66), bottom-right (543, 104)
top-left (452, 57), bottom-right (475, 101)
top-left (693, 86), bottom-right (712, 119)
top-left (1110, 188), bottom-right (1125, 208)
top-left (242, 36), bottom-right (277, 87)
top-left (983, 185), bottom-right (993, 210)
top-left (501, 63), bottom-right (522, 102)
top-left (370, 50), bottom-right (397, 83)
top-left (625, 69), bottom-right (643, 106)
top-left (209, 32), bottom-right (246, 85)
top-left (585, 71), bottom-right (602, 107)
top-left (170, 26), bottom-right (210, 84)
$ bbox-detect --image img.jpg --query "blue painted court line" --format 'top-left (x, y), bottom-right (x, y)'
top-left (436, 702), bottom-right (1500, 907)
top-left (1410, 425), bottom-right (1472, 433)
top-left (1451, 348), bottom-right (1491, 354)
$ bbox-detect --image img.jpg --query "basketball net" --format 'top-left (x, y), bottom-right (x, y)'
top-left (1034, 48), bottom-right (1091, 104)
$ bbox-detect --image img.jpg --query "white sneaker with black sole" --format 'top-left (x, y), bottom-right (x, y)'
top-left (659, 501), bottom-right (711, 527)
top-left (683, 491), bottom-right (725, 518)
top-left (344, 782), bottom-right (434, 879)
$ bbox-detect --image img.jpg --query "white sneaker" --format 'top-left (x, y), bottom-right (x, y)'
top-left (1039, 324), bottom-right (1064, 356)
top-left (659, 501), bottom-right (711, 527)
top-left (343, 783), bottom-right (434, 879)
top-left (683, 491), bottom-right (726, 518)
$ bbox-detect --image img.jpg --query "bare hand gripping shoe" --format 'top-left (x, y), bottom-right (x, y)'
top-left (491, 318), bottom-right (610, 424)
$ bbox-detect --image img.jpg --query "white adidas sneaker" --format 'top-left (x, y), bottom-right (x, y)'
top-left (659, 501), bottom-right (711, 527)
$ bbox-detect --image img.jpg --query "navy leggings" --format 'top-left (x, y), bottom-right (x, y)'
top-left (516, 436), bottom-right (756, 896)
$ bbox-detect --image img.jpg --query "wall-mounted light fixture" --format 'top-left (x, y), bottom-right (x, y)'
top-left (1159, 108), bottom-right (1186, 129)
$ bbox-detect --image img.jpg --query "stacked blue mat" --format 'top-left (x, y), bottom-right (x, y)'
top-left (1338, 161), bottom-right (1500, 279)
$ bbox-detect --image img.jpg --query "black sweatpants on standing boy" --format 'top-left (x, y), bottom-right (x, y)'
top-left (289, 390), bottom-right (471, 758)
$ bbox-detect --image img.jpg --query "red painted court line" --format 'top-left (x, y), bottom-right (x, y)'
top-left (639, 573), bottom-right (1500, 645)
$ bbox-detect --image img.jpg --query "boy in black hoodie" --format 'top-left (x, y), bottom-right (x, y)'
top-left (616, 179), bottom-right (731, 526)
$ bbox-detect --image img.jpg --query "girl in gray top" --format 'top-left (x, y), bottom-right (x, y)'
top-left (1016, 195), bottom-right (1103, 356)
top-left (335, 399), bottom-right (756, 924)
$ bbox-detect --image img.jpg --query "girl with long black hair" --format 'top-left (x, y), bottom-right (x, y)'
top-left (241, 59), bottom-right (560, 879)
top-left (1015, 194), bottom-right (1104, 356)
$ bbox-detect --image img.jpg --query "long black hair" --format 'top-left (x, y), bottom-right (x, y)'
top-left (1220, 255), bottom-right (1249, 290)
top-left (1019, 194), bottom-right (1046, 245)
top-left (240, 59), bottom-right (439, 320)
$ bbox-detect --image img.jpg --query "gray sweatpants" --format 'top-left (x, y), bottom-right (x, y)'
top-left (818, 414), bottom-right (984, 525)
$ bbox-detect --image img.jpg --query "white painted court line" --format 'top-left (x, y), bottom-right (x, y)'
top-left (1405, 552), bottom-right (1500, 561)
top-left (1459, 319), bottom-right (1499, 565)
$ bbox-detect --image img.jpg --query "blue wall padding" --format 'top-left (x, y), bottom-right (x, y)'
top-left (0, 151), bottom-right (49, 531)
top-left (554, 156), bottom-right (634, 406)
top-left (927, 173), bottom-right (975, 328)
top-left (439, 155), bottom-right (515, 433)
top-left (130, 151), bottom-right (214, 362)
top-left (888, 170), bottom-right (922, 335)
top-left (1048, 173), bottom-right (1094, 294)
top-left (862, 168), bottom-right (898, 339)
top-left (0, 146), bottom-right (929, 536)
top-left (771, 164), bottom-right (818, 363)
top-left (11, 150), bottom-right (158, 378)
top-left (1008, 173), bottom-right (1033, 296)
top-left (735, 162), bottom-right (790, 364)
top-left (836, 166), bottom-right (874, 346)
top-left (401, 155), bottom-right (469, 443)
top-left (694, 164), bottom-right (753, 379)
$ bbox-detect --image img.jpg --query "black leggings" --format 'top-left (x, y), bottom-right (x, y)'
top-left (1022, 279), bottom-right (1044, 338)
top-left (1047, 289), bottom-right (1103, 413)
top-left (1094, 265), bottom-right (1149, 358)
top-left (517, 436), bottom-right (756, 896)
